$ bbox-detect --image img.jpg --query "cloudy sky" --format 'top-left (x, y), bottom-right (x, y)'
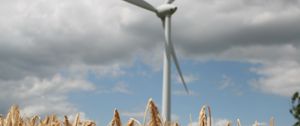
top-left (0, 0), bottom-right (300, 125)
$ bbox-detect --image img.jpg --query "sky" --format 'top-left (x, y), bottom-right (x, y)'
top-left (0, 0), bottom-right (300, 125)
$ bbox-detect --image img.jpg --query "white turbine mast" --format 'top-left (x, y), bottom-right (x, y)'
top-left (122, 0), bottom-right (189, 123)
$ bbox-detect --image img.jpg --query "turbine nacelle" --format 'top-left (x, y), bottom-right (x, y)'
top-left (156, 4), bottom-right (177, 18)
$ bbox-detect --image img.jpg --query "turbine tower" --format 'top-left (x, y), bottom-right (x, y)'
top-left (122, 0), bottom-right (189, 123)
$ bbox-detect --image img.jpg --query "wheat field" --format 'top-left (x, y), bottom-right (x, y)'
top-left (0, 98), bottom-right (274, 126)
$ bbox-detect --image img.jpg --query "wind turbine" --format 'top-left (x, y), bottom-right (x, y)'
top-left (122, 0), bottom-right (189, 123)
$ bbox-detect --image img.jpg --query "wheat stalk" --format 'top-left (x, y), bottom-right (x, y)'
top-left (199, 106), bottom-right (207, 126)
top-left (127, 119), bottom-right (135, 126)
top-left (226, 121), bottom-right (231, 126)
top-left (189, 114), bottom-right (193, 126)
top-left (269, 117), bottom-right (274, 126)
top-left (254, 120), bottom-right (258, 126)
top-left (143, 98), bottom-right (162, 126)
top-left (83, 120), bottom-right (96, 126)
top-left (29, 116), bottom-right (39, 126)
top-left (207, 106), bottom-right (211, 126)
top-left (148, 99), bottom-right (162, 126)
top-left (11, 105), bottom-right (20, 126)
top-left (0, 102), bottom-right (276, 126)
top-left (110, 109), bottom-right (121, 126)
top-left (0, 114), bottom-right (4, 126)
top-left (5, 110), bottom-right (12, 126)
top-left (72, 113), bottom-right (80, 126)
top-left (127, 118), bottom-right (141, 126)
top-left (64, 116), bottom-right (71, 126)
top-left (173, 122), bottom-right (179, 126)
top-left (237, 118), bottom-right (241, 126)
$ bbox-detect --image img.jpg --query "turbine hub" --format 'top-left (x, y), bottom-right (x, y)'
top-left (156, 4), bottom-right (177, 17)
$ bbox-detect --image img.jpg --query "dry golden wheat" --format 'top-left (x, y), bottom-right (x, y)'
top-left (0, 101), bottom-right (276, 126)
top-left (0, 105), bottom-right (96, 126)
top-left (64, 116), bottom-right (71, 126)
top-left (127, 118), bottom-right (141, 126)
top-left (199, 106), bottom-right (207, 126)
top-left (254, 120), bottom-right (258, 126)
top-left (207, 106), bottom-right (211, 126)
top-left (127, 119), bottom-right (135, 126)
top-left (110, 109), bottom-right (121, 126)
top-left (147, 99), bottom-right (162, 126)
top-left (226, 121), bottom-right (231, 126)
top-left (237, 118), bottom-right (241, 126)
top-left (270, 117), bottom-right (274, 126)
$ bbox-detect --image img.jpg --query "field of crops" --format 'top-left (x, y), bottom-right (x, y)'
top-left (0, 99), bottom-right (274, 126)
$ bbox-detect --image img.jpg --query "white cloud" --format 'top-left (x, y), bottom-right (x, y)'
top-left (122, 111), bottom-right (144, 119)
top-left (251, 61), bottom-right (300, 97)
top-left (252, 121), bottom-right (267, 126)
top-left (172, 90), bottom-right (199, 96)
top-left (176, 74), bottom-right (199, 84)
top-left (218, 75), bottom-right (244, 96)
top-left (213, 118), bottom-right (231, 126)
top-left (188, 122), bottom-right (198, 126)
top-left (188, 118), bottom-right (230, 126)
top-left (219, 75), bottom-right (234, 90)
top-left (112, 82), bottom-right (133, 94)
top-left (190, 44), bottom-right (300, 97)
top-left (0, 74), bottom-right (95, 116)
top-left (171, 114), bottom-right (180, 121)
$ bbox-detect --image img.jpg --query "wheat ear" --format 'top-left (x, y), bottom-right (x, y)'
top-left (148, 99), bottom-right (162, 126)
top-left (199, 106), bottom-right (207, 126)
top-left (72, 113), bottom-right (80, 126)
top-left (270, 117), bottom-right (274, 126)
top-left (207, 106), bottom-right (211, 126)
top-left (237, 118), bottom-right (241, 126)
top-left (226, 121), bottom-right (231, 126)
top-left (111, 109), bottom-right (121, 126)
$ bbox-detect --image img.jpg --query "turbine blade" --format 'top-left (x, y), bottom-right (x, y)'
top-left (164, 16), bottom-right (189, 94)
top-left (165, 0), bottom-right (175, 4)
top-left (123, 0), bottom-right (157, 13)
top-left (170, 39), bottom-right (189, 93)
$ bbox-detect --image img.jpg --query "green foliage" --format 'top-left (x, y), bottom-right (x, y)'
top-left (291, 92), bottom-right (300, 126)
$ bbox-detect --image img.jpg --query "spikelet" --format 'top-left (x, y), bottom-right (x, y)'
top-left (207, 106), bottom-right (211, 126)
top-left (147, 99), bottom-right (162, 126)
top-left (254, 120), bottom-right (258, 126)
top-left (30, 116), bottom-right (39, 126)
top-left (198, 106), bottom-right (207, 126)
top-left (110, 109), bottom-right (121, 126)
top-left (127, 118), bottom-right (141, 126)
top-left (11, 105), bottom-right (20, 126)
top-left (189, 114), bottom-right (193, 126)
top-left (64, 116), bottom-right (71, 126)
top-left (5, 109), bottom-right (12, 126)
top-left (143, 98), bottom-right (162, 126)
top-left (83, 120), bottom-right (96, 126)
top-left (72, 113), bottom-right (80, 126)
top-left (128, 118), bottom-right (141, 126)
top-left (237, 118), bottom-right (241, 126)
top-left (173, 122), bottom-right (179, 126)
top-left (226, 121), bottom-right (231, 126)
top-left (127, 119), bottom-right (135, 126)
top-left (4, 105), bottom-right (22, 126)
top-left (0, 114), bottom-right (4, 126)
top-left (269, 117), bottom-right (274, 126)
top-left (40, 115), bottom-right (50, 126)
